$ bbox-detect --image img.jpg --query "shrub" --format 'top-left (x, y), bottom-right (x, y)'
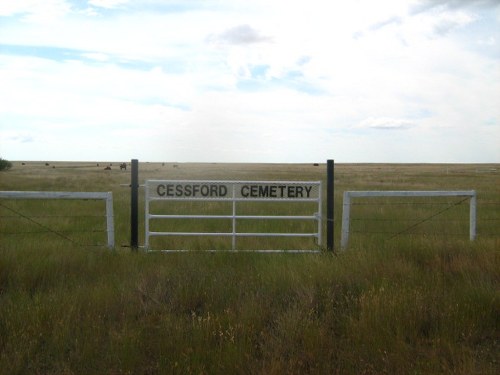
top-left (0, 157), bottom-right (12, 171)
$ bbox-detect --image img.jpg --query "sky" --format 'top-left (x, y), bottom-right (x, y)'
top-left (0, 0), bottom-right (499, 163)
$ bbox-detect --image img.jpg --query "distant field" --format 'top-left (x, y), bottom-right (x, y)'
top-left (0, 162), bottom-right (499, 374)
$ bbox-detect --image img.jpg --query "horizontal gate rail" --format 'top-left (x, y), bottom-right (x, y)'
top-left (148, 232), bottom-right (319, 237)
top-left (0, 191), bottom-right (112, 200)
top-left (149, 214), bottom-right (318, 220)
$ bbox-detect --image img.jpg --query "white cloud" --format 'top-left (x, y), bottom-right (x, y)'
top-left (88, 0), bottom-right (130, 9)
top-left (0, 0), bottom-right (498, 162)
top-left (0, 0), bottom-right (71, 22)
top-left (207, 24), bottom-right (273, 45)
top-left (357, 118), bottom-right (415, 130)
top-left (430, 9), bottom-right (477, 36)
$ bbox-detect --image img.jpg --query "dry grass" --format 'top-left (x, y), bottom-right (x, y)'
top-left (0, 161), bottom-right (499, 374)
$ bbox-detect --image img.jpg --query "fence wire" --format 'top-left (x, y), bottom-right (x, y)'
top-left (0, 201), bottom-right (108, 247)
top-left (347, 197), bottom-right (500, 242)
top-left (386, 197), bottom-right (469, 240)
top-left (2, 193), bottom-right (498, 248)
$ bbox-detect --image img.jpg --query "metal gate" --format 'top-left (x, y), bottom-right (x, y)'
top-left (145, 180), bottom-right (322, 252)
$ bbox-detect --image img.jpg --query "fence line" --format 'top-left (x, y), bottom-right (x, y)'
top-left (1, 187), bottom-right (497, 250)
top-left (0, 191), bottom-right (114, 248)
top-left (341, 191), bottom-right (477, 249)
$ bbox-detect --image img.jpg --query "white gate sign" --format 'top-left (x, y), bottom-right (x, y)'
top-left (145, 180), bottom-right (322, 252)
top-left (150, 181), bottom-right (319, 200)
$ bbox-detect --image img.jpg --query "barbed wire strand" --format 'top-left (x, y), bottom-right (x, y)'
top-left (386, 197), bottom-right (470, 241)
top-left (0, 202), bottom-right (79, 246)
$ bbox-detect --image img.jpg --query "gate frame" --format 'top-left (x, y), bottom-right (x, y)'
top-left (144, 180), bottom-right (322, 252)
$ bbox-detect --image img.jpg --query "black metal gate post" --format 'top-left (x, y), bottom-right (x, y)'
top-left (326, 159), bottom-right (334, 251)
top-left (131, 159), bottom-right (139, 251)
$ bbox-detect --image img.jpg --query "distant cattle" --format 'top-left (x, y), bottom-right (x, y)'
top-left (120, 163), bottom-right (127, 170)
top-left (104, 166), bottom-right (111, 170)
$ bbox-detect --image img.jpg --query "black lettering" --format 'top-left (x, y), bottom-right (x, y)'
top-left (259, 185), bottom-right (269, 197)
top-left (295, 186), bottom-right (304, 198)
top-left (250, 185), bottom-right (258, 197)
top-left (241, 185), bottom-right (249, 197)
top-left (166, 184), bottom-right (175, 197)
top-left (278, 185), bottom-right (286, 197)
top-left (176, 184), bottom-right (183, 196)
top-left (157, 183), bottom-right (233, 198)
top-left (156, 184), bottom-right (165, 197)
top-left (201, 185), bottom-right (209, 196)
top-left (210, 185), bottom-right (218, 196)
top-left (288, 186), bottom-right (296, 198)
top-left (192, 185), bottom-right (200, 197)
top-left (269, 185), bottom-right (277, 197)
top-left (304, 186), bottom-right (312, 198)
top-left (219, 185), bottom-right (228, 197)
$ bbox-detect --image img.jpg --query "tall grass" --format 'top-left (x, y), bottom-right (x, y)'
top-left (0, 162), bottom-right (499, 374)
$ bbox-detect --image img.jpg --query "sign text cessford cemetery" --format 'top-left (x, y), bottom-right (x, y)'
top-left (150, 180), bottom-right (320, 200)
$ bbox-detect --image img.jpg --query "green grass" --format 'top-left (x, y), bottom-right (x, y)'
top-left (0, 162), bottom-right (499, 374)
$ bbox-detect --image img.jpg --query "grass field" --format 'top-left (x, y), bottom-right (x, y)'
top-left (0, 161), bottom-right (499, 374)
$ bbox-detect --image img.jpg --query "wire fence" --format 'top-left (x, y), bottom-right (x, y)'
top-left (1, 191), bottom-right (498, 249)
top-left (347, 197), bottom-right (499, 243)
top-left (0, 197), bottom-right (113, 248)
